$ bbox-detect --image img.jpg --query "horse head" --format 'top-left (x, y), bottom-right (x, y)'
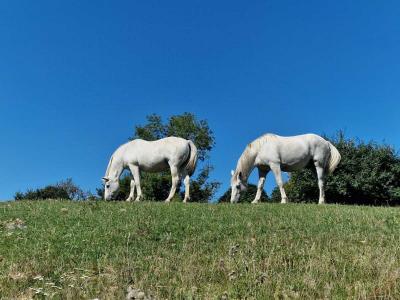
top-left (102, 177), bottom-right (119, 200)
top-left (230, 170), bottom-right (247, 203)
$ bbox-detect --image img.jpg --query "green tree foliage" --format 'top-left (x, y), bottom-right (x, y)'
top-left (15, 178), bottom-right (86, 200)
top-left (132, 113), bottom-right (214, 160)
top-left (218, 184), bottom-right (269, 203)
top-left (270, 132), bottom-right (400, 205)
top-left (105, 113), bottom-right (220, 202)
top-left (184, 165), bottom-right (220, 203)
top-left (96, 175), bottom-right (133, 201)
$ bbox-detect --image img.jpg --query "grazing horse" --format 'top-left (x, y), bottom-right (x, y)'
top-left (103, 137), bottom-right (198, 202)
top-left (230, 133), bottom-right (341, 204)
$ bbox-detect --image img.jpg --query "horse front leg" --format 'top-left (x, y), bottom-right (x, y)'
top-left (129, 164), bottom-right (142, 202)
top-left (126, 179), bottom-right (135, 202)
top-left (270, 163), bottom-right (288, 203)
top-left (165, 166), bottom-right (179, 202)
top-left (252, 168), bottom-right (268, 204)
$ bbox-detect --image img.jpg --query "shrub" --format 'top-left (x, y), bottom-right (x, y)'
top-left (271, 132), bottom-right (400, 205)
top-left (15, 178), bottom-right (86, 200)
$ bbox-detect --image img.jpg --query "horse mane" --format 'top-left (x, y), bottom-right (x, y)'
top-left (104, 141), bottom-right (133, 178)
top-left (235, 134), bottom-right (277, 181)
top-left (105, 156), bottom-right (114, 177)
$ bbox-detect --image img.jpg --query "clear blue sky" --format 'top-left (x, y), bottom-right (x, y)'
top-left (1, 1), bottom-right (399, 200)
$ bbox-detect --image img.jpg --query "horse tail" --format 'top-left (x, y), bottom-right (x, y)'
top-left (185, 140), bottom-right (198, 176)
top-left (327, 142), bottom-right (341, 174)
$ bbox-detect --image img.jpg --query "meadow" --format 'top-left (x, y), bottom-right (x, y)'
top-left (1, 200), bottom-right (400, 299)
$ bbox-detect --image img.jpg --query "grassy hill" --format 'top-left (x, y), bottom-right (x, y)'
top-left (1, 200), bottom-right (400, 299)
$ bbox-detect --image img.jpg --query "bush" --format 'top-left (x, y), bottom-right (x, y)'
top-left (15, 178), bottom-right (86, 201)
top-left (271, 132), bottom-right (400, 205)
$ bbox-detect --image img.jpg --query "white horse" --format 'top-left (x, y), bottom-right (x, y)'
top-left (230, 133), bottom-right (341, 204)
top-left (103, 137), bottom-right (198, 202)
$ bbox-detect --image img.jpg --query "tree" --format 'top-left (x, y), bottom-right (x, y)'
top-left (185, 165), bottom-right (220, 203)
top-left (133, 113), bottom-right (214, 161)
top-left (105, 112), bottom-right (220, 202)
top-left (270, 132), bottom-right (400, 205)
top-left (15, 178), bottom-right (86, 200)
top-left (218, 184), bottom-right (269, 203)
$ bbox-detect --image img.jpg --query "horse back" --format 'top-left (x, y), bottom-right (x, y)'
top-left (257, 134), bottom-right (328, 171)
top-left (124, 137), bottom-right (190, 171)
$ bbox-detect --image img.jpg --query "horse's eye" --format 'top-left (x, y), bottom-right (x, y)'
top-left (236, 184), bottom-right (241, 189)
top-left (106, 184), bottom-right (110, 188)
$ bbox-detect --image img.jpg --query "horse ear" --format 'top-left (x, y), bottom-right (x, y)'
top-left (102, 177), bottom-right (109, 182)
top-left (231, 170), bottom-right (235, 176)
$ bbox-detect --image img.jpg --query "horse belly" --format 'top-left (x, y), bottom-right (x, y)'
top-left (140, 159), bottom-right (169, 172)
top-left (281, 158), bottom-right (311, 172)
top-left (278, 147), bottom-right (312, 171)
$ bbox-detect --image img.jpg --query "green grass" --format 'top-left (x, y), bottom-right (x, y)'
top-left (1, 200), bottom-right (400, 299)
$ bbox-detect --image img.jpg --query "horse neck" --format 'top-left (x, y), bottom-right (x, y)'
top-left (236, 147), bottom-right (258, 182)
top-left (106, 154), bottom-right (125, 181)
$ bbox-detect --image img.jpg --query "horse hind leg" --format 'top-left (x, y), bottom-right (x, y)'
top-left (314, 161), bottom-right (326, 204)
top-left (165, 165), bottom-right (179, 202)
top-left (183, 173), bottom-right (190, 203)
top-left (270, 163), bottom-right (288, 203)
